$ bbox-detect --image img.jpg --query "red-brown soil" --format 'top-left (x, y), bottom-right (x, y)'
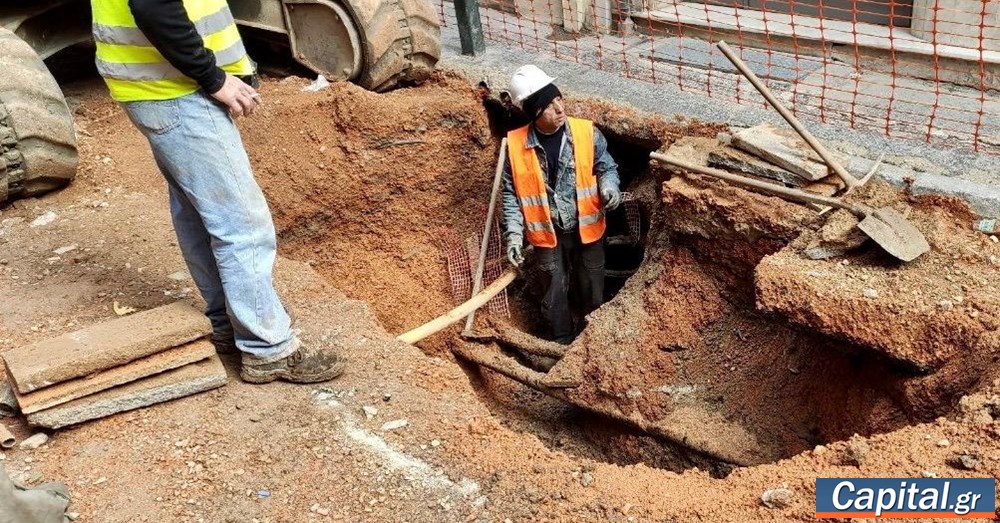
top-left (0, 72), bottom-right (997, 523)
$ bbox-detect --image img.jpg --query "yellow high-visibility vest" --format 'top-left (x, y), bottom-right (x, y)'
top-left (91, 0), bottom-right (253, 102)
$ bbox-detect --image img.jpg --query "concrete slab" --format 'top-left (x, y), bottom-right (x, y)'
top-left (26, 356), bottom-right (227, 430)
top-left (2, 301), bottom-right (210, 394)
top-left (733, 124), bottom-right (833, 181)
top-left (707, 148), bottom-right (804, 186)
top-left (13, 339), bottom-right (215, 415)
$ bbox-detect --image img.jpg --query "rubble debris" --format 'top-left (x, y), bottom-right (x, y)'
top-left (760, 487), bottom-right (794, 508)
top-left (111, 301), bottom-right (136, 316)
top-left (802, 209), bottom-right (868, 260)
top-left (2, 302), bottom-right (210, 394)
top-left (0, 463), bottom-right (71, 523)
top-left (28, 211), bottom-right (57, 228)
top-left (26, 356), bottom-right (226, 429)
top-left (973, 218), bottom-right (996, 234)
top-left (843, 439), bottom-right (870, 466)
top-left (948, 453), bottom-right (981, 470)
top-left (381, 419), bottom-right (408, 431)
top-left (19, 433), bottom-right (48, 450)
top-left (13, 340), bottom-right (215, 415)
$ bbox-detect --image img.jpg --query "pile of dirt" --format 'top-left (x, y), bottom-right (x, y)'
top-left (237, 72), bottom-right (494, 350)
top-left (757, 183), bottom-right (1000, 373)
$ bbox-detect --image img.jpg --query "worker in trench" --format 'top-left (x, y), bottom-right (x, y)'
top-left (502, 65), bottom-right (622, 344)
top-left (89, 0), bottom-right (344, 383)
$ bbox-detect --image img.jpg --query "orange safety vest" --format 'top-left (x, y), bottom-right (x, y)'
top-left (507, 117), bottom-right (606, 248)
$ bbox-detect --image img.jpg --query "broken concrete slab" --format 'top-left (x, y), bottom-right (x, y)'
top-left (14, 340), bottom-right (215, 415)
top-left (3, 301), bottom-right (210, 394)
top-left (0, 383), bottom-right (16, 417)
top-left (707, 149), bottom-right (804, 186)
top-left (733, 124), bottom-right (839, 182)
top-left (27, 356), bottom-right (227, 430)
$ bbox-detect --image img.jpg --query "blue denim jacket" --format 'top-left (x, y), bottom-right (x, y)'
top-left (501, 123), bottom-right (620, 244)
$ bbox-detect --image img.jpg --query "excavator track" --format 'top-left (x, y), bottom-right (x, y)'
top-left (352, 0), bottom-right (441, 91)
top-left (0, 27), bottom-right (77, 204)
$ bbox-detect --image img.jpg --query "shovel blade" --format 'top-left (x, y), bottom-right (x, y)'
top-left (857, 208), bottom-right (931, 262)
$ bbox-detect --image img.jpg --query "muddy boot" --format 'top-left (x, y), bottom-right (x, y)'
top-left (240, 342), bottom-right (346, 384)
top-left (210, 334), bottom-right (238, 355)
top-left (214, 308), bottom-right (297, 355)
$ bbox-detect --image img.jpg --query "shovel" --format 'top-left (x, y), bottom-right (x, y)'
top-left (650, 152), bottom-right (931, 262)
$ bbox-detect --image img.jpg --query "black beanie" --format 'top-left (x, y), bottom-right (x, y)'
top-left (521, 83), bottom-right (562, 121)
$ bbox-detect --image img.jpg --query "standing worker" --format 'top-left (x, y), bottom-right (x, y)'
top-left (90, 0), bottom-right (345, 383)
top-left (501, 65), bottom-right (622, 344)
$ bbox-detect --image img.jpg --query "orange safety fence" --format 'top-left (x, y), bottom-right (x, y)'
top-left (440, 0), bottom-right (1000, 155)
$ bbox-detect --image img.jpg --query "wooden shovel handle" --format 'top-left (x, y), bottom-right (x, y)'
top-left (398, 269), bottom-right (517, 344)
top-left (464, 138), bottom-right (509, 334)
top-left (716, 40), bottom-right (858, 189)
top-left (650, 152), bottom-right (864, 216)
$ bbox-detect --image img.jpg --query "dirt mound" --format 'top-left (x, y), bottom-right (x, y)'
top-left (241, 72), bottom-right (494, 347)
top-left (757, 183), bottom-right (1000, 372)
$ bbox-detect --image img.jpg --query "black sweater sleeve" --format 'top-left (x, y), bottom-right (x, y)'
top-left (128, 0), bottom-right (227, 93)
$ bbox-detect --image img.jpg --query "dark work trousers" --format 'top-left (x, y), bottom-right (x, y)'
top-left (536, 230), bottom-right (605, 344)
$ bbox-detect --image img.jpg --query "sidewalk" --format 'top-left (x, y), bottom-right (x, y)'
top-left (435, 1), bottom-right (1000, 215)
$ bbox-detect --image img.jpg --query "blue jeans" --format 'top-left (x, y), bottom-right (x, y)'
top-left (122, 92), bottom-right (296, 362)
top-left (536, 230), bottom-right (605, 344)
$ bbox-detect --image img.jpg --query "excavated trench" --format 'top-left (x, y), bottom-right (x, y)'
top-left (248, 75), bottom-right (996, 478)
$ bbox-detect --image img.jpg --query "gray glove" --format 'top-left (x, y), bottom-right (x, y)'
top-left (506, 237), bottom-right (525, 267)
top-left (601, 186), bottom-right (622, 211)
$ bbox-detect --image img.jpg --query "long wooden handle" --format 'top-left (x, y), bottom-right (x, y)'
top-left (716, 40), bottom-right (857, 189)
top-left (650, 152), bottom-right (864, 215)
top-left (464, 138), bottom-right (508, 334)
top-left (398, 269), bottom-right (517, 344)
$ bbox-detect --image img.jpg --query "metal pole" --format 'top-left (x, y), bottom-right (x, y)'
top-left (454, 0), bottom-right (486, 56)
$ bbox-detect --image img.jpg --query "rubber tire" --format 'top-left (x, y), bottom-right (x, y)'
top-left (0, 27), bottom-right (77, 204)
top-left (351, 0), bottom-right (442, 92)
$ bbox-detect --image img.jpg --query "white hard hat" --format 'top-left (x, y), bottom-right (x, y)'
top-left (509, 65), bottom-right (556, 106)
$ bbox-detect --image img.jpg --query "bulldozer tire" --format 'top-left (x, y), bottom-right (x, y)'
top-left (0, 27), bottom-right (77, 205)
top-left (352, 0), bottom-right (441, 92)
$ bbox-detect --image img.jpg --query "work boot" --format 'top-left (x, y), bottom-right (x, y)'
top-left (212, 308), bottom-right (298, 355)
top-left (240, 342), bottom-right (346, 384)
top-left (211, 333), bottom-right (238, 355)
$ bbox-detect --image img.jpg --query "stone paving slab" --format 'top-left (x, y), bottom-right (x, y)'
top-left (708, 148), bottom-right (804, 186)
top-left (2, 301), bottom-right (210, 394)
top-left (14, 339), bottom-right (215, 415)
top-left (643, 37), bottom-right (824, 82)
top-left (27, 356), bottom-right (227, 429)
top-left (733, 124), bottom-right (834, 181)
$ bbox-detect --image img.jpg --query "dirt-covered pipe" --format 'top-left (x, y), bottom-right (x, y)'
top-left (0, 423), bottom-right (14, 449)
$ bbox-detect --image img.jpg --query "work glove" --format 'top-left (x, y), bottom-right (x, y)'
top-left (601, 186), bottom-right (622, 211)
top-left (507, 237), bottom-right (525, 267)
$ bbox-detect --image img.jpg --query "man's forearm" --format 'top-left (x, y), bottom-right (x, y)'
top-left (593, 129), bottom-right (620, 192)
top-left (129, 0), bottom-right (226, 93)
